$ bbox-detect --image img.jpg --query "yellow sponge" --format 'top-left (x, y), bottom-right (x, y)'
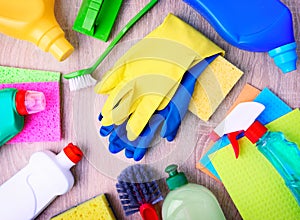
top-left (51, 194), bottom-right (116, 220)
top-left (188, 55), bottom-right (243, 121)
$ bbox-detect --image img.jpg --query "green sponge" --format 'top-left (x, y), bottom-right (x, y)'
top-left (51, 194), bottom-right (116, 220)
top-left (73, 0), bottom-right (123, 42)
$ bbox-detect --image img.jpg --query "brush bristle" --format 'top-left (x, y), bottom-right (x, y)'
top-left (68, 74), bottom-right (97, 91)
top-left (116, 165), bottom-right (163, 216)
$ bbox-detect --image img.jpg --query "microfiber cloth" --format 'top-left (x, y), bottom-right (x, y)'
top-left (0, 66), bottom-right (61, 143)
top-left (197, 84), bottom-right (260, 181)
top-left (210, 109), bottom-right (300, 220)
top-left (255, 88), bottom-right (292, 125)
top-left (199, 86), bottom-right (292, 180)
top-left (198, 136), bottom-right (229, 180)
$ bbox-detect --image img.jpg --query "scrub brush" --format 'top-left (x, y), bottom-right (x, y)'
top-left (64, 0), bottom-right (158, 91)
top-left (116, 164), bottom-right (163, 220)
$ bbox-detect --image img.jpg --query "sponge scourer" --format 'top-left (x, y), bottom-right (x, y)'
top-left (189, 55), bottom-right (243, 121)
top-left (51, 194), bottom-right (116, 220)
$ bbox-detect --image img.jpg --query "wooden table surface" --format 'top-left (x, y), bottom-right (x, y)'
top-left (0, 0), bottom-right (299, 219)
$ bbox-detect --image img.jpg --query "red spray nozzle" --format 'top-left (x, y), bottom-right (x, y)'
top-left (227, 131), bottom-right (243, 158)
top-left (213, 102), bottom-right (266, 158)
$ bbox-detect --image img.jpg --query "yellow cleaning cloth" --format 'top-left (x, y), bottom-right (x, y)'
top-left (196, 84), bottom-right (260, 179)
top-left (95, 13), bottom-right (224, 141)
top-left (210, 109), bottom-right (300, 220)
top-left (51, 194), bottom-right (116, 220)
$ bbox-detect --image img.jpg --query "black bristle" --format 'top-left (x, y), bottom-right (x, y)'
top-left (116, 164), bottom-right (163, 216)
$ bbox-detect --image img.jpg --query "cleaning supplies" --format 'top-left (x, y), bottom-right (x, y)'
top-left (99, 55), bottom-right (218, 161)
top-left (64, 0), bottom-right (158, 91)
top-left (162, 164), bottom-right (226, 220)
top-left (183, 0), bottom-right (297, 73)
top-left (0, 143), bottom-right (83, 220)
top-left (73, 0), bottom-right (123, 42)
top-left (0, 66), bottom-right (62, 143)
top-left (210, 110), bottom-right (300, 220)
top-left (116, 164), bottom-right (163, 220)
top-left (214, 102), bottom-right (300, 205)
top-left (0, 0), bottom-right (74, 61)
top-left (189, 55), bottom-right (243, 121)
top-left (95, 13), bottom-right (224, 141)
top-left (0, 88), bottom-right (46, 146)
top-left (200, 87), bottom-right (293, 182)
top-left (51, 194), bottom-right (116, 220)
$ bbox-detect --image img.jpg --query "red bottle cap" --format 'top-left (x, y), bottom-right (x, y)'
top-left (244, 121), bottom-right (268, 143)
top-left (15, 90), bottom-right (28, 115)
top-left (63, 143), bottom-right (83, 164)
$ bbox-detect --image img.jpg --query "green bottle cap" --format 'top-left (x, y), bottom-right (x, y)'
top-left (165, 164), bottom-right (188, 191)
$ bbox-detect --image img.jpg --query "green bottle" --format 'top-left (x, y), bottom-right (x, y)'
top-left (162, 164), bottom-right (226, 220)
top-left (0, 88), bottom-right (46, 146)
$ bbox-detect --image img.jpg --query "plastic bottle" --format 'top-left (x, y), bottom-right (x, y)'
top-left (244, 121), bottom-right (300, 205)
top-left (0, 88), bottom-right (46, 147)
top-left (183, 0), bottom-right (297, 73)
top-left (0, 0), bottom-right (74, 61)
top-left (214, 102), bottom-right (300, 205)
top-left (162, 164), bottom-right (226, 220)
top-left (0, 143), bottom-right (83, 220)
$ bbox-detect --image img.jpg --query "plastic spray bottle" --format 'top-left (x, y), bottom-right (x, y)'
top-left (0, 88), bottom-right (46, 147)
top-left (162, 164), bottom-right (226, 220)
top-left (214, 102), bottom-right (300, 205)
top-left (0, 143), bottom-right (83, 220)
top-left (0, 0), bottom-right (74, 61)
top-left (183, 0), bottom-right (297, 73)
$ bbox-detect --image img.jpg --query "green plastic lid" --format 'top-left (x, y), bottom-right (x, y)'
top-left (165, 164), bottom-right (188, 191)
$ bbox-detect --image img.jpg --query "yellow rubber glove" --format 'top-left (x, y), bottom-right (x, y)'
top-left (95, 13), bottom-right (224, 141)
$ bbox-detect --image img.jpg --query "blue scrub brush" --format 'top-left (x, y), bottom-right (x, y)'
top-left (116, 164), bottom-right (163, 220)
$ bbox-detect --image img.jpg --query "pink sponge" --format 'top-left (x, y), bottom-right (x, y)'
top-left (0, 82), bottom-right (61, 143)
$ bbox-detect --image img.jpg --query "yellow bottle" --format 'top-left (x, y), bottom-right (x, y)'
top-left (0, 0), bottom-right (74, 61)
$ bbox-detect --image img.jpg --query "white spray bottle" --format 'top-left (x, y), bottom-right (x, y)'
top-left (0, 143), bottom-right (83, 220)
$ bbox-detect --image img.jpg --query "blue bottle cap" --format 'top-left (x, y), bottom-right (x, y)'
top-left (269, 42), bottom-right (298, 74)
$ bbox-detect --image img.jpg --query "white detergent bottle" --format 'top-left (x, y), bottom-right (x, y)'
top-left (0, 143), bottom-right (83, 220)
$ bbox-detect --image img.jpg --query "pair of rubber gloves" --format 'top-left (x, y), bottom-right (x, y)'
top-left (99, 55), bottom-right (217, 161)
top-left (95, 14), bottom-right (223, 160)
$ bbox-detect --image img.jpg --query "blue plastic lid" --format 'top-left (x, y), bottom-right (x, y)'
top-left (269, 42), bottom-right (297, 74)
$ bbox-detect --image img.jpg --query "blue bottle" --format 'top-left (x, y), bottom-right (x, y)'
top-left (183, 0), bottom-right (297, 73)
